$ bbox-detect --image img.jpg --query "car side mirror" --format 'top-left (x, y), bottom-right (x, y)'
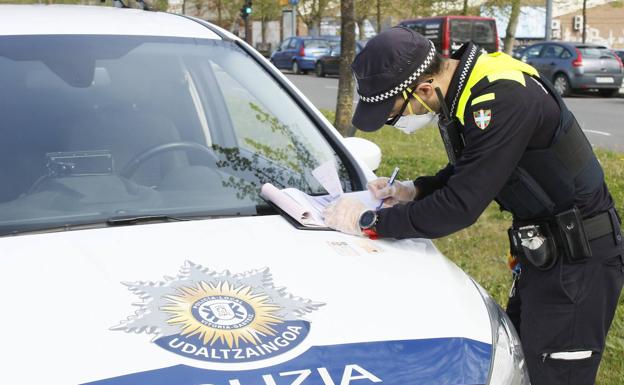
top-left (343, 137), bottom-right (381, 172)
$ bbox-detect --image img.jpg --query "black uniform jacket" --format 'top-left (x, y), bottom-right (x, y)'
top-left (375, 44), bottom-right (613, 239)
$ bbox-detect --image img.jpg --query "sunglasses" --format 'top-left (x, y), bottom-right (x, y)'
top-left (385, 79), bottom-right (434, 127)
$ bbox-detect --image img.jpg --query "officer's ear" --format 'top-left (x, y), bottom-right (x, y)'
top-left (414, 80), bottom-right (435, 99)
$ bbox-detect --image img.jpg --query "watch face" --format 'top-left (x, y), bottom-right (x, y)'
top-left (359, 210), bottom-right (377, 229)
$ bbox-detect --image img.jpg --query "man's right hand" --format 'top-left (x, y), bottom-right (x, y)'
top-left (367, 177), bottom-right (417, 206)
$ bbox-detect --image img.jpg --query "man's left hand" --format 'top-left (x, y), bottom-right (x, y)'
top-left (323, 197), bottom-right (367, 236)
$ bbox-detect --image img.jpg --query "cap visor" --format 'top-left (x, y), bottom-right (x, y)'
top-left (352, 97), bottom-right (395, 132)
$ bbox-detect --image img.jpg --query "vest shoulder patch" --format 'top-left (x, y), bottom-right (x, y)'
top-left (487, 70), bottom-right (526, 86)
top-left (471, 93), bottom-right (496, 107)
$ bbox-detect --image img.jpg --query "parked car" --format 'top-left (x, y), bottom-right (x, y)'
top-left (398, 16), bottom-right (499, 56)
top-left (521, 41), bottom-right (624, 97)
top-left (512, 44), bottom-right (528, 59)
top-left (0, 5), bottom-right (529, 385)
top-left (315, 42), bottom-right (364, 77)
top-left (270, 36), bottom-right (333, 74)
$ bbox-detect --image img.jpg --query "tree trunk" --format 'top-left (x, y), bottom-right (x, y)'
top-left (335, 0), bottom-right (356, 137)
top-left (582, 0), bottom-right (587, 43)
top-left (357, 19), bottom-right (365, 41)
top-left (262, 18), bottom-right (267, 44)
top-left (503, 0), bottom-right (521, 55)
top-left (376, 0), bottom-right (381, 33)
top-left (462, 0), bottom-right (468, 15)
top-left (217, 0), bottom-right (222, 26)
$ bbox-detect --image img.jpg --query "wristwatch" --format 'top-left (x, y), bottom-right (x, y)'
top-left (358, 210), bottom-right (379, 239)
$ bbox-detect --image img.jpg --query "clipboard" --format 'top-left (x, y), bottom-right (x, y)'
top-left (262, 197), bottom-right (333, 231)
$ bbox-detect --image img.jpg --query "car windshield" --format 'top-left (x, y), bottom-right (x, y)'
top-left (0, 35), bottom-right (352, 235)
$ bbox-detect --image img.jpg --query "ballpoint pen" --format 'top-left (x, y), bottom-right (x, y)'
top-left (376, 166), bottom-right (400, 210)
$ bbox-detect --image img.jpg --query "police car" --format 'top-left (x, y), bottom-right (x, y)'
top-left (0, 5), bottom-right (529, 385)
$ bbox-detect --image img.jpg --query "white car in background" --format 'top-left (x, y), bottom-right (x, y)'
top-left (0, 5), bottom-right (529, 385)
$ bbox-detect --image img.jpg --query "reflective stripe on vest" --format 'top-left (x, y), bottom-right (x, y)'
top-left (455, 52), bottom-right (539, 124)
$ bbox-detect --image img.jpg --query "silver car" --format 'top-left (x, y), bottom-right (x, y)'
top-left (522, 41), bottom-right (624, 97)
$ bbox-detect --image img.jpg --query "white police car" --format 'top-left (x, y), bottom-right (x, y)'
top-left (0, 5), bottom-right (529, 385)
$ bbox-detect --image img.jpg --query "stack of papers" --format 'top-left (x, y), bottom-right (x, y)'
top-left (260, 160), bottom-right (378, 228)
top-left (260, 183), bottom-right (378, 227)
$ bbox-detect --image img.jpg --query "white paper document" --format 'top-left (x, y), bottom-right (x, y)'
top-left (260, 183), bottom-right (378, 228)
top-left (311, 161), bottom-right (344, 198)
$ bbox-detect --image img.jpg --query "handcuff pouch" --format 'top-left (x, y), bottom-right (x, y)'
top-left (509, 223), bottom-right (558, 270)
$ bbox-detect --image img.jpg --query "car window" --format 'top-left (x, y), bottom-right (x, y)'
top-left (287, 39), bottom-right (298, 49)
top-left (542, 45), bottom-right (564, 59)
top-left (422, 21), bottom-right (441, 49)
top-left (524, 45), bottom-right (543, 59)
top-left (0, 35), bottom-right (352, 235)
top-left (577, 46), bottom-right (615, 59)
top-left (450, 19), bottom-right (471, 42)
top-left (305, 39), bottom-right (330, 49)
top-left (402, 21), bottom-right (423, 34)
top-left (471, 20), bottom-right (495, 44)
top-left (328, 43), bottom-right (360, 56)
top-left (561, 49), bottom-right (572, 59)
top-left (279, 39), bottom-right (290, 50)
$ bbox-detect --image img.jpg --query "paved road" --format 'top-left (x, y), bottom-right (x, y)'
top-left (286, 73), bottom-right (624, 152)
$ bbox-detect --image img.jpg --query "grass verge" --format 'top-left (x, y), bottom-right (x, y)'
top-left (321, 109), bottom-right (624, 385)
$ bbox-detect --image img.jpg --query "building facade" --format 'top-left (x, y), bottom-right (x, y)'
top-left (554, 1), bottom-right (624, 48)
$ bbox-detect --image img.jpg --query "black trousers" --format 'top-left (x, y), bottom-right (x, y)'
top-left (506, 217), bottom-right (624, 385)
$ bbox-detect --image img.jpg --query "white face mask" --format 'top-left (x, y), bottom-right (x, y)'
top-left (391, 86), bottom-right (437, 134)
top-left (394, 112), bottom-right (437, 134)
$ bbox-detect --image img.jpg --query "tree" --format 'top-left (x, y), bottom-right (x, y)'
top-left (503, 0), bottom-right (521, 54)
top-left (334, 0), bottom-right (356, 136)
top-left (255, 0), bottom-right (282, 44)
top-left (299, 0), bottom-right (333, 36)
top-left (393, 0), bottom-right (438, 20)
top-left (355, 0), bottom-right (375, 40)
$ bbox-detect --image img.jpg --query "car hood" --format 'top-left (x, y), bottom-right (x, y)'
top-left (1, 215), bottom-right (492, 385)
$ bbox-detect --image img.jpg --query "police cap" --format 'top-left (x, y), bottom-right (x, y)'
top-left (351, 26), bottom-right (436, 132)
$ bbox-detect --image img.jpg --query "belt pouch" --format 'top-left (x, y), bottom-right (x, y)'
top-left (555, 207), bottom-right (592, 263)
top-left (510, 223), bottom-right (558, 270)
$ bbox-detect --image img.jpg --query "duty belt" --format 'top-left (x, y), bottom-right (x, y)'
top-left (510, 208), bottom-right (621, 270)
top-left (584, 208), bottom-right (621, 242)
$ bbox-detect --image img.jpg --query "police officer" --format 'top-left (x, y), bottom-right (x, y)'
top-left (323, 27), bottom-right (624, 385)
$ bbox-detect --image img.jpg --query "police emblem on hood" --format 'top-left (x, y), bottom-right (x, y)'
top-left (112, 262), bottom-right (324, 363)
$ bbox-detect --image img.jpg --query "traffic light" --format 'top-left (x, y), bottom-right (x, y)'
top-left (240, 0), bottom-right (252, 20)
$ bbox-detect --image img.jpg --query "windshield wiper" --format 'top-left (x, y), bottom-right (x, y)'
top-left (106, 214), bottom-right (189, 226)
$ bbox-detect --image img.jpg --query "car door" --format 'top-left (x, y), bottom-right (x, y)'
top-left (273, 39), bottom-right (291, 68)
top-left (326, 42), bottom-right (361, 75)
top-left (522, 44), bottom-right (544, 71)
top-left (286, 38), bottom-right (299, 64)
top-left (540, 44), bottom-right (565, 80)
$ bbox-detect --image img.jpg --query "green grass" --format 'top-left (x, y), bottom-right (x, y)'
top-left (321, 109), bottom-right (624, 385)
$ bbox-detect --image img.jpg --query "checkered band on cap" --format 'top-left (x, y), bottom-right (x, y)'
top-left (358, 41), bottom-right (436, 104)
